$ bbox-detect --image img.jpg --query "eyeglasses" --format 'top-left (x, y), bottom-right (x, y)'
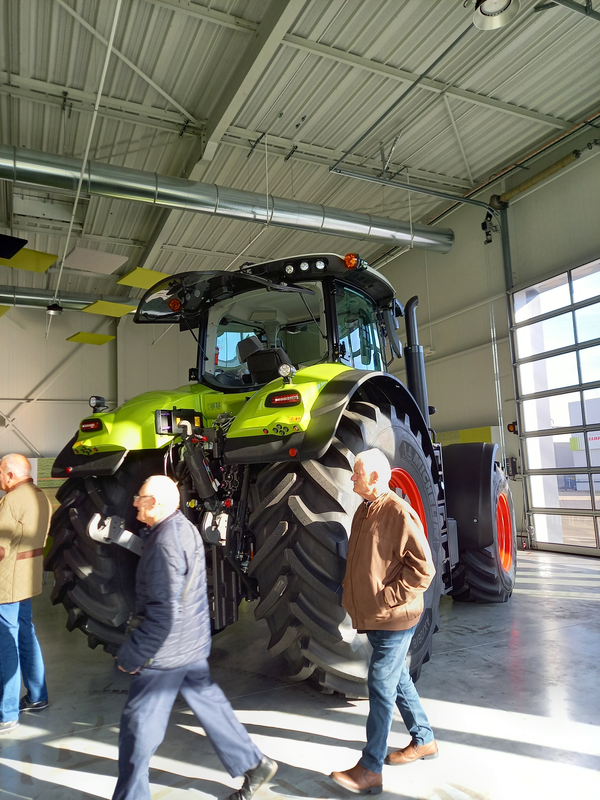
top-left (133, 494), bottom-right (153, 502)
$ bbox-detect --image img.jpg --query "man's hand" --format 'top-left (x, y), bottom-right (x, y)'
top-left (114, 656), bottom-right (141, 675)
top-left (117, 665), bottom-right (141, 674)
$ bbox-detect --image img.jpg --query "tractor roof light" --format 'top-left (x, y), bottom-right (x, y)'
top-left (344, 253), bottom-right (368, 271)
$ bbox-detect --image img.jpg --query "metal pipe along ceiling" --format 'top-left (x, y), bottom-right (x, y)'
top-left (0, 285), bottom-right (136, 312)
top-left (0, 145), bottom-right (454, 254)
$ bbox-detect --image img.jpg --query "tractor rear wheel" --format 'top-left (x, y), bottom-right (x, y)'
top-left (45, 452), bottom-right (164, 652)
top-left (248, 400), bottom-right (443, 696)
top-left (444, 443), bottom-right (517, 603)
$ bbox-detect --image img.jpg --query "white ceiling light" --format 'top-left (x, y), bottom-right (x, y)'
top-left (472, 0), bottom-right (520, 30)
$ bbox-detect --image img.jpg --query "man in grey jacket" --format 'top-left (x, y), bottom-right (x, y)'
top-left (112, 475), bottom-right (276, 800)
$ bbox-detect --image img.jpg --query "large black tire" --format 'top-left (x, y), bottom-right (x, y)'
top-left (248, 400), bottom-right (444, 696)
top-left (45, 451), bottom-right (164, 652)
top-left (444, 444), bottom-right (517, 603)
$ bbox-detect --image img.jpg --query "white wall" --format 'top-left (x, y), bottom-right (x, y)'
top-left (116, 315), bottom-right (197, 404)
top-left (0, 307), bottom-right (117, 457)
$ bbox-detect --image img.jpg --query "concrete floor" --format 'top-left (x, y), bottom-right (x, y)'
top-left (1, 550), bottom-right (599, 800)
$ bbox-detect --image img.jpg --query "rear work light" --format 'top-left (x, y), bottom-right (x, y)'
top-left (265, 391), bottom-right (301, 408)
top-left (80, 419), bottom-right (103, 432)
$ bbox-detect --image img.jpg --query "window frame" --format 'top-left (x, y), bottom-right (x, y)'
top-left (509, 257), bottom-right (600, 556)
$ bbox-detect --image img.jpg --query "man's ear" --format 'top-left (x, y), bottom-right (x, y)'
top-left (369, 471), bottom-right (378, 485)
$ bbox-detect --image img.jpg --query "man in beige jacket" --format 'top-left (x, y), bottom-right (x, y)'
top-left (331, 448), bottom-right (438, 795)
top-left (0, 454), bottom-right (52, 733)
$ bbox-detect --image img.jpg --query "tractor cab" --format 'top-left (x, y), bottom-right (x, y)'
top-left (135, 254), bottom-right (402, 391)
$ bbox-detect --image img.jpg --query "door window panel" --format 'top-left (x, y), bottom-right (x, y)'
top-left (583, 388), bottom-right (600, 425)
top-left (336, 286), bottom-right (384, 371)
top-left (579, 344), bottom-right (600, 384)
top-left (522, 392), bottom-right (582, 432)
top-left (524, 433), bottom-right (579, 470)
top-left (532, 513), bottom-right (597, 547)
top-left (572, 259), bottom-right (600, 303)
top-left (513, 273), bottom-right (570, 323)
top-left (574, 302), bottom-right (600, 343)
top-left (515, 312), bottom-right (574, 358)
top-left (518, 352), bottom-right (579, 395)
top-left (530, 474), bottom-right (591, 510)
top-left (588, 431), bottom-right (600, 467)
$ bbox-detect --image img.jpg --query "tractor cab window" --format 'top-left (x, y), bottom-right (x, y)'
top-left (204, 282), bottom-right (327, 387)
top-left (336, 285), bottom-right (384, 371)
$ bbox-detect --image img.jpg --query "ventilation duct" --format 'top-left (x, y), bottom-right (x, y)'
top-left (0, 146), bottom-right (454, 254)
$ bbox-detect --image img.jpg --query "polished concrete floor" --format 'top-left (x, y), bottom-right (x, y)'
top-left (1, 550), bottom-right (599, 800)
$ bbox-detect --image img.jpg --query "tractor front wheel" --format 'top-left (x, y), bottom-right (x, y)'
top-left (248, 400), bottom-right (444, 696)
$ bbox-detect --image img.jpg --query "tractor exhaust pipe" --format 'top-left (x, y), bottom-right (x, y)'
top-left (404, 296), bottom-right (430, 428)
top-left (0, 145), bottom-right (454, 253)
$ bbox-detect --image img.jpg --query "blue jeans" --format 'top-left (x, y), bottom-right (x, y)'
top-left (113, 659), bottom-right (263, 800)
top-left (0, 599), bottom-right (48, 723)
top-left (360, 628), bottom-right (434, 773)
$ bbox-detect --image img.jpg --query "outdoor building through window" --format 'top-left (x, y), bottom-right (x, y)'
top-left (511, 258), bottom-right (600, 554)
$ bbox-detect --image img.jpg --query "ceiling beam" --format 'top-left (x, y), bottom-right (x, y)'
top-left (201, 0), bottom-right (305, 162)
top-left (0, 74), bottom-right (204, 137)
top-left (137, 0), bottom-right (303, 270)
top-left (141, 0), bottom-right (258, 33)
top-left (281, 34), bottom-right (573, 130)
top-left (54, 0), bottom-right (199, 124)
top-left (443, 95), bottom-right (474, 187)
top-left (222, 126), bottom-right (474, 191)
top-left (138, 0), bottom-right (573, 131)
top-left (5, 221), bottom-right (145, 248)
top-left (551, 0), bottom-right (600, 23)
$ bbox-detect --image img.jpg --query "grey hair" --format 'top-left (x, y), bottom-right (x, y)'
top-left (355, 448), bottom-right (392, 486)
top-left (1, 453), bottom-right (31, 479)
top-left (142, 475), bottom-right (181, 514)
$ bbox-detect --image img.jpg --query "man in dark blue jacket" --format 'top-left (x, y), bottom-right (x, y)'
top-left (112, 475), bottom-right (277, 800)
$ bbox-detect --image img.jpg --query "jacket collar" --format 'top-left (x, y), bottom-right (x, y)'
top-left (5, 477), bottom-right (33, 494)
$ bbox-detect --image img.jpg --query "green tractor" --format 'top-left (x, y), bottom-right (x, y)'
top-left (46, 253), bottom-right (517, 696)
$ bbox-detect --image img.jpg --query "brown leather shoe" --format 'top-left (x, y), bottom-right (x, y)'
top-left (385, 739), bottom-right (438, 765)
top-left (330, 763), bottom-right (383, 795)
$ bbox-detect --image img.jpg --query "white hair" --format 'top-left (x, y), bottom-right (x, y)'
top-left (1, 453), bottom-right (31, 479)
top-left (142, 475), bottom-right (181, 514)
top-left (355, 448), bottom-right (392, 486)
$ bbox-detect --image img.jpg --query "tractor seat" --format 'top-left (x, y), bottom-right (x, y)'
top-left (245, 346), bottom-right (293, 384)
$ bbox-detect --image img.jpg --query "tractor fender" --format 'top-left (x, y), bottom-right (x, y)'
top-left (443, 442), bottom-right (498, 551)
top-left (302, 370), bottom-right (438, 473)
top-left (51, 433), bottom-right (128, 479)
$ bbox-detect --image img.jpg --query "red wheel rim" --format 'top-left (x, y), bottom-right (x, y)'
top-left (496, 492), bottom-right (513, 572)
top-left (389, 468), bottom-right (428, 539)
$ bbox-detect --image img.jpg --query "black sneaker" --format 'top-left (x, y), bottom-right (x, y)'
top-left (0, 720), bottom-right (19, 734)
top-left (19, 696), bottom-right (49, 712)
top-left (227, 756), bottom-right (278, 800)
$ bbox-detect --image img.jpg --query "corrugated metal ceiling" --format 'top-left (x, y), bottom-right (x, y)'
top-left (1, 0), bottom-right (599, 305)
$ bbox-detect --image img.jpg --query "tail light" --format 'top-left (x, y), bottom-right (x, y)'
top-left (265, 391), bottom-right (301, 407)
top-left (80, 419), bottom-right (103, 432)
